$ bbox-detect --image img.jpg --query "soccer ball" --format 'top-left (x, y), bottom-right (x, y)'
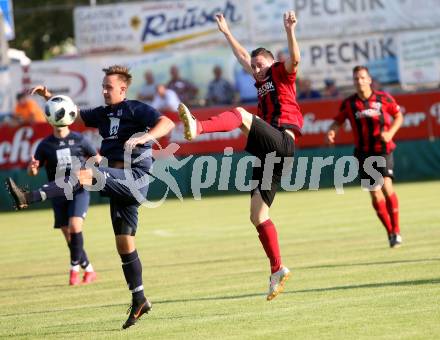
top-left (44, 95), bottom-right (78, 127)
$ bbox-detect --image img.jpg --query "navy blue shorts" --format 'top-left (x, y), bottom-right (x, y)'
top-left (51, 188), bottom-right (90, 228)
top-left (97, 166), bottom-right (150, 236)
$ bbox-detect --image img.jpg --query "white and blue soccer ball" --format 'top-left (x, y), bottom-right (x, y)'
top-left (44, 95), bottom-right (78, 126)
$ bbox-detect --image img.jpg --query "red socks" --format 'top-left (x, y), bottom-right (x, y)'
top-left (199, 108), bottom-right (242, 134)
top-left (372, 199), bottom-right (393, 235)
top-left (386, 193), bottom-right (400, 234)
top-left (257, 219), bottom-right (281, 274)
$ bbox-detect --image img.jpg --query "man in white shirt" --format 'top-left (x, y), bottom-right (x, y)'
top-left (151, 84), bottom-right (180, 112)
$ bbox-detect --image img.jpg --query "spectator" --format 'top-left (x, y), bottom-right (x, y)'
top-left (167, 65), bottom-right (198, 104)
top-left (151, 84), bottom-right (180, 112)
top-left (323, 78), bottom-right (340, 98)
top-left (12, 91), bottom-right (46, 125)
top-left (234, 67), bottom-right (258, 103)
top-left (206, 65), bottom-right (235, 106)
top-left (137, 70), bottom-right (156, 104)
top-left (298, 78), bottom-right (321, 100)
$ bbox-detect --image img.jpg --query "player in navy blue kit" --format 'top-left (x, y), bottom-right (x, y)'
top-left (6, 65), bottom-right (175, 329)
top-left (28, 124), bottom-right (100, 285)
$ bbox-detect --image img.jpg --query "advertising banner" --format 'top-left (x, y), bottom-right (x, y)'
top-left (397, 28), bottom-right (440, 87)
top-left (14, 48), bottom-right (239, 109)
top-left (74, 0), bottom-right (248, 54)
top-left (268, 32), bottom-right (398, 87)
top-left (12, 32), bottom-right (399, 110)
top-left (0, 10), bottom-right (11, 116)
top-left (291, 0), bottom-right (440, 40)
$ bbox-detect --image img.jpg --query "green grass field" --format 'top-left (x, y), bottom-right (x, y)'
top-left (0, 181), bottom-right (439, 339)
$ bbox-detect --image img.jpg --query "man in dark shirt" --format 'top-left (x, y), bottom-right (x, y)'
top-left (206, 65), bottom-right (235, 106)
top-left (30, 125), bottom-right (99, 285)
top-left (6, 65), bottom-right (175, 329)
top-left (167, 65), bottom-right (198, 105)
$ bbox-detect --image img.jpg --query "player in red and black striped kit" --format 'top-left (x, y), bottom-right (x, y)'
top-left (178, 11), bottom-right (301, 300)
top-left (327, 65), bottom-right (404, 248)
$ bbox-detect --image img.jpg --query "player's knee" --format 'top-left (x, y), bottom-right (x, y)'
top-left (370, 190), bottom-right (384, 203)
top-left (113, 218), bottom-right (136, 237)
top-left (115, 235), bottom-right (135, 254)
top-left (249, 213), bottom-right (258, 226)
top-left (69, 223), bottom-right (82, 233)
top-left (233, 107), bottom-right (248, 117)
top-left (383, 179), bottom-right (394, 195)
top-left (250, 212), bottom-right (267, 227)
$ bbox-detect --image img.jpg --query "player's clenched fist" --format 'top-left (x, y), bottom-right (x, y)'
top-left (283, 11), bottom-right (297, 30)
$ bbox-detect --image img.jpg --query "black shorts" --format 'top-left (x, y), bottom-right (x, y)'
top-left (245, 117), bottom-right (295, 207)
top-left (355, 150), bottom-right (394, 183)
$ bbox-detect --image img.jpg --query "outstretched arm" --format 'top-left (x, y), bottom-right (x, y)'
top-left (283, 11), bottom-right (300, 74)
top-left (215, 13), bottom-right (253, 75)
top-left (124, 116), bottom-right (175, 151)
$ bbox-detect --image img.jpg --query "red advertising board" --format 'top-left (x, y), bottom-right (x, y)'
top-left (1, 91), bottom-right (439, 169)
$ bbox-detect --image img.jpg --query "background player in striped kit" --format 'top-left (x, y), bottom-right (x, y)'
top-left (327, 65), bottom-right (404, 248)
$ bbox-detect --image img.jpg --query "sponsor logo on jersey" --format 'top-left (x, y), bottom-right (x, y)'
top-left (109, 117), bottom-right (120, 136)
top-left (257, 81), bottom-right (275, 97)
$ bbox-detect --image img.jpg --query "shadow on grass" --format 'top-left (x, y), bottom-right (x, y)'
top-left (7, 328), bottom-right (121, 337)
top-left (300, 258), bottom-right (440, 270)
top-left (290, 277), bottom-right (440, 294)
top-left (5, 268), bottom-right (115, 281)
top-left (153, 277), bottom-right (440, 304)
top-left (2, 277), bottom-right (439, 319)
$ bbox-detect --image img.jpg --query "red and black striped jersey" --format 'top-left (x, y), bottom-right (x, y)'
top-left (335, 90), bottom-right (401, 154)
top-left (254, 62), bottom-right (303, 136)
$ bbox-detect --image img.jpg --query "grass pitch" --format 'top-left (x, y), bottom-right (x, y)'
top-left (0, 181), bottom-right (439, 339)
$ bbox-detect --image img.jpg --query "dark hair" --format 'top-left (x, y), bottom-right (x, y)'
top-left (251, 47), bottom-right (274, 60)
top-left (352, 65), bottom-right (370, 75)
top-left (102, 65), bottom-right (132, 86)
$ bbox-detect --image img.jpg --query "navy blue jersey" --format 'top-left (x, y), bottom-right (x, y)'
top-left (34, 131), bottom-right (97, 181)
top-left (80, 99), bottom-right (160, 170)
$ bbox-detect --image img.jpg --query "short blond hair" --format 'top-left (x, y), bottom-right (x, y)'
top-left (102, 65), bottom-right (132, 86)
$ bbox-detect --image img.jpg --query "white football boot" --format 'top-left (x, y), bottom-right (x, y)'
top-left (390, 233), bottom-right (402, 248)
top-left (178, 103), bottom-right (198, 141)
top-left (267, 266), bottom-right (291, 301)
